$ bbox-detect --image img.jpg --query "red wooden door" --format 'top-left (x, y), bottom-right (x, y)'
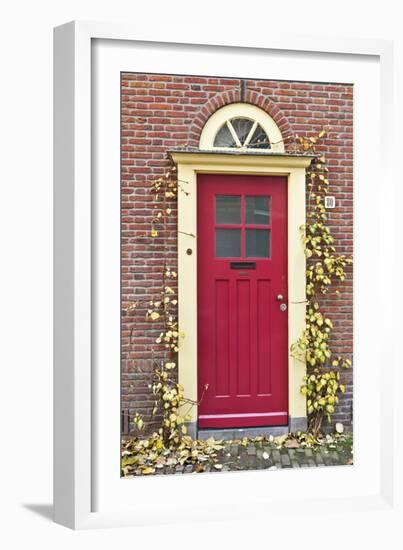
top-left (197, 174), bottom-right (288, 428)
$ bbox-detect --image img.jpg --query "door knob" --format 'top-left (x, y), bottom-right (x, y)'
top-left (276, 294), bottom-right (284, 301)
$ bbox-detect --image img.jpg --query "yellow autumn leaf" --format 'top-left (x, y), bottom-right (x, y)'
top-left (134, 416), bottom-right (144, 430)
top-left (150, 311), bottom-right (160, 321)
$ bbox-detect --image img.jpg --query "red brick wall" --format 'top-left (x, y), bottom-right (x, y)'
top-left (121, 73), bottom-right (353, 434)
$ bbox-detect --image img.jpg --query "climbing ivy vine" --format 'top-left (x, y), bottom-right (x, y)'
top-left (290, 131), bottom-right (353, 436)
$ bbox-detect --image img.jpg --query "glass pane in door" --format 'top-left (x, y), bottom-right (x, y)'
top-left (245, 196), bottom-right (271, 225)
top-left (215, 229), bottom-right (241, 257)
top-left (245, 229), bottom-right (270, 258)
top-left (215, 195), bottom-right (241, 224)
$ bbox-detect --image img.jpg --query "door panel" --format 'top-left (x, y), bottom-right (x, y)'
top-left (197, 174), bottom-right (288, 428)
top-left (215, 279), bottom-right (230, 396)
top-left (257, 279), bottom-right (271, 396)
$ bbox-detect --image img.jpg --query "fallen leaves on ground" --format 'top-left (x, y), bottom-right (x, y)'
top-left (121, 430), bottom-right (353, 477)
top-left (121, 434), bottom-right (225, 476)
top-left (284, 438), bottom-right (300, 449)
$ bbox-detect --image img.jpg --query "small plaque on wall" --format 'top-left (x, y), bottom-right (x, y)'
top-left (325, 196), bottom-right (336, 208)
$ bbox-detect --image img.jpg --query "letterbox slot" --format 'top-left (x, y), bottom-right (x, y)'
top-left (230, 262), bottom-right (256, 270)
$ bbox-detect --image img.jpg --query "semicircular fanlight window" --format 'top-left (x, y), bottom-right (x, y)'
top-left (213, 117), bottom-right (271, 149)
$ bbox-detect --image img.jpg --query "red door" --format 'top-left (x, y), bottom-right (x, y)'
top-left (197, 174), bottom-right (288, 429)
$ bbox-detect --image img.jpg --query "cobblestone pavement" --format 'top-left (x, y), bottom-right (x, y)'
top-left (155, 440), bottom-right (353, 475)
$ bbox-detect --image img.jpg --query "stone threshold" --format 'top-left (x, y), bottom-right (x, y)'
top-left (197, 425), bottom-right (289, 441)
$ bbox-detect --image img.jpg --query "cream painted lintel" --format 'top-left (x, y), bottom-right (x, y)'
top-left (170, 151), bottom-right (314, 169)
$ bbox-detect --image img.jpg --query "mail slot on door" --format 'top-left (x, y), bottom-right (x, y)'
top-left (230, 262), bottom-right (256, 270)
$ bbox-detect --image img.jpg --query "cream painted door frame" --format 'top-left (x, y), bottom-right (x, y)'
top-left (170, 151), bottom-right (313, 432)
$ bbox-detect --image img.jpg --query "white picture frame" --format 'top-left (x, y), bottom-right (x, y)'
top-left (54, 21), bottom-right (399, 530)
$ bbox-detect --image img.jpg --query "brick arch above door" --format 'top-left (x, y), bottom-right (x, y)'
top-left (188, 89), bottom-right (293, 148)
